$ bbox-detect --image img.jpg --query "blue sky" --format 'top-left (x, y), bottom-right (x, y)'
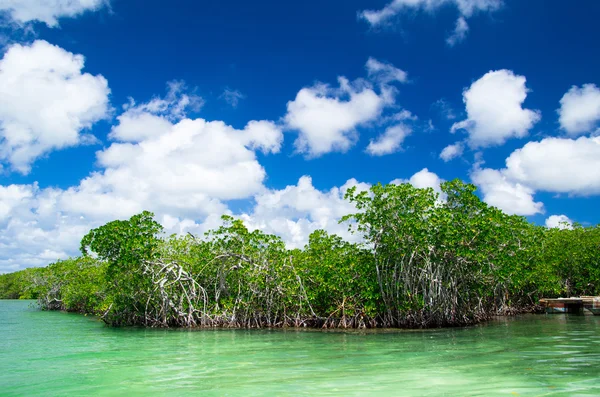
top-left (0, 0), bottom-right (599, 272)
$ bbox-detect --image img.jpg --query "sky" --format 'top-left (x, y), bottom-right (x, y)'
top-left (0, 0), bottom-right (599, 273)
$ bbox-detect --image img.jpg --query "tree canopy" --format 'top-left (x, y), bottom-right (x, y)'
top-left (1, 180), bottom-right (598, 328)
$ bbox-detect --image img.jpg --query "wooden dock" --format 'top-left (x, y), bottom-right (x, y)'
top-left (539, 296), bottom-right (600, 315)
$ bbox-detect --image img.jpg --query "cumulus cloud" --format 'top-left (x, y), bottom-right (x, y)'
top-left (0, 183), bottom-right (94, 273)
top-left (545, 215), bottom-right (573, 230)
top-left (366, 124), bottom-right (412, 156)
top-left (0, 0), bottom-right (108, 27)
top-left (439, 142), bottom-right (464, 162)
top-left (285, 77), bottom-right (389, 157)
top-left (0, 184), bottom-right (33, 221)
top-left (44, 112), bottom-right (284, 224)
top-left (558, 84), bottom-right (600, 136)
top-left (470, 166), bottom-right (543, 216)
top-left (0, 40), bottom-right (110, 174)
top-left (0, 180), bottom-right (233, 274)
top-left (359, 0), bottom-right (502, 43)
top-left (0, 84), bottom-right (283, 273)
top-left (451, 69), bottom-right (540, 148)
top-left (285, 58), bottom-right (409, 157)
top-left (503, 136), bottom-right (600, 195)
top-left (408, 168), bottom-right (444, 193)
top-left (241, 176), bottom-right (370, 248)
top-left (391, 167), bottom-right (444, 197)
top-left (470, 135), bottom-right (600, 215)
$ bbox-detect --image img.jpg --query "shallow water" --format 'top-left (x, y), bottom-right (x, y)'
top-left (1, 300), bottom-right (599, 396)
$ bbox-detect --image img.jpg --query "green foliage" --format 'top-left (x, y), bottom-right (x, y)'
top-left (81, 210), bottom-right (163, 270)
top-left (1, 182), bottom-right (598, 329)
top-left (33, 257), bottom-right (106, 312)
top-left (299, 230), bottom-right (379, 323)
top-left (201, 216), bottom-right (305, 326)
top-left (0, 269), bottom-right (36, 299)
top-left (542, 225), bottom-right (600, 296)
top-left (80, 211), bottom-right (163, 325)
top-left (342, 179), bottom-right (551, 326)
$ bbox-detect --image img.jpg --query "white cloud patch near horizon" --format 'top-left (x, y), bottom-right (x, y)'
top-left (545, 214), bottom-right (573, 230)
top-left (391, 167), bottom-right (444, 198)
top-left (470, 166), bottom-right (543, 216)
top-left (240, 176), bottom-right (370, 249)
top-left (470, 135), bottom-right (600, 216)
top-left (0, 40), bottom-right (110, 174)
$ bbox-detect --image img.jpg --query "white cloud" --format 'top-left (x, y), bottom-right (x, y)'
top-left (241, 176), bottom-right (370, 248)
top-left (359, 0), bottom-right (502, 43)
top-left (408, 167), bottom-right (444, 194)
top-left (0, 175), bottom-right (367, 272)
top-left (503, 136), bottom-right (600, 195)
top-left (0, 0), bottom-right (108, 27)
top-left (219, 88), bottom-right (245, 108)
top-left (0, 40), bottom-right (110, 174)
top-left (0, 183), bottom-right (94, 273)
top-left (0, 184), bottom-right (33, 221)
top-left (366, 124), bottom-right (412, 156)
top-left (285, 58), bottom-right (409, 157)
top-left (439, 142), bottom-right (464, 161)
top-left (109, 112), bottom-right (172, 143)
top-left (470, 166), bottom-right (544, 216)
top-left (94, 119), bottom-right (283, 212)
top-left (470, 135), bottom-right (600, 215)
top-left (391, 167), bottom-right (444, 197)
top-left (446, 16), bottom-right (469, 46)
top-left (545, 215), bottom-right (573, 230)
top-left (365, 57), bottom-right (408, 85)
top-left (109, 81), bottom-right (202, 143)
top-left (285, 77), bottom-right (389, 157)
top-left (558, 84), bottom-right (600, 136)
top-left (0, 84), bottom-right (284, 273)
top-left (451, 69), bottom-right (540, 148)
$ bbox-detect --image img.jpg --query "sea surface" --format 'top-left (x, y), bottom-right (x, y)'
top-left (1, 300), bottom-right (599, 396)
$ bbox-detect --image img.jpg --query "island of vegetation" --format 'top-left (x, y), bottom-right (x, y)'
top-left (1, 180), bottom-right (598, 329)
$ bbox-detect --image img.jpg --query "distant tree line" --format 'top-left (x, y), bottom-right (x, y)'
top-left (1, 180), bottom-right (598, 328)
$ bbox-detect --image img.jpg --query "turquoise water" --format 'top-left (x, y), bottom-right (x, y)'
top-left (1, 300), bottom-right (599, 396)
